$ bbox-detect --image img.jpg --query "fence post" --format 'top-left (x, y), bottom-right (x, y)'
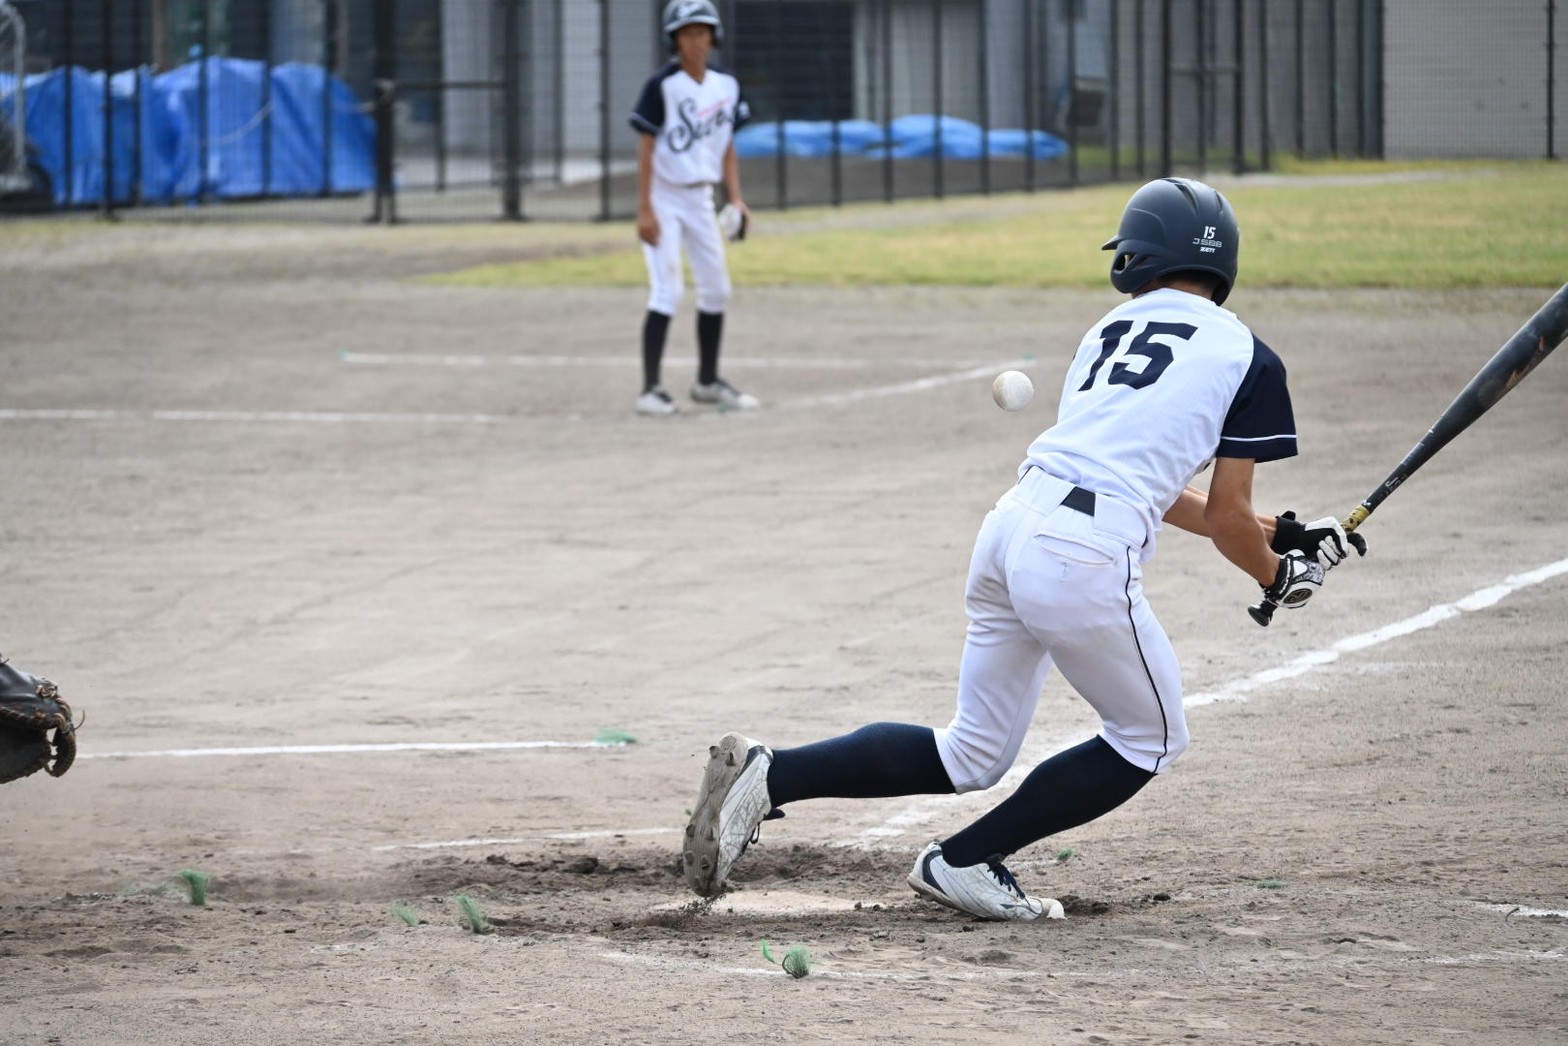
top-left (321, 0), bottom-right (338, 196)
top-left (1327, 0), bottom-right (1338, 158)
top-left (501, 0), bottom-right (523, 220)
top-left (1066, 0), bottom-right (1079, 185)
top-left (1160, 0), bottom-right (1171, 176)
top-left (1550, 0), bottom-right (1558, 159)
top-left (371, 0), bottom-right (397, 223)
top-left (1109, 0), bottom-right (1120, 181)
top-left (1135, 0), bottom-right (1146, 177)
top-left (1360, 0), bottom-right (1382, 158)
top-left (101, 0), bottom-right (115, 218)
top-left (1294, 0), bottom-right (1304, 155)
top-left (261, 0), bottom-right (273, 197)
top-left (932, 0), bottom-right (943, 199)
top-left (978, 0), bottom-right (990, 195)
top-left (132, 0), bottom-right (145, 205)
top-left (597, 0), bottom-right (610, 221)
top-left (881, 0), bottom-right (892, 203)
top-left (1257, 0), bottom-right (1270, 169)
top-left (1232, 0), bottom-right (1243, 174)
top-left (1195, 0), bottom-right (1206, 173)
top-left (198, 0), bottom-right (210, 203)
top-left (1023, 0), bottom-right (1036, 190)
top-left (63, 0), bottom-right (74, 208)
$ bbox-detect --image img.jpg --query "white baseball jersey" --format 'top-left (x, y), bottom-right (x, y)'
top-left (933, 288), bottom-right (1298, 786)
top-left (630, 62), bottom-right (751, 187)
top-left (1022, 287), bottom-right (1297, 557)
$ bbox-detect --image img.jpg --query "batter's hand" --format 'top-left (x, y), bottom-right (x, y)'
top-left (1270, 511), bottom-right (1365, 567)
top-left (637, 207), bottom-right (660, 247)
top-left (1261, 551), bottom-right (1326, 610)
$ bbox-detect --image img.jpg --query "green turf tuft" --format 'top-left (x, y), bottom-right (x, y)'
top-left (762, 938), bottom-right (812, 978)
top-left (178, 869), bottom-right (210, 906)
top-left (595, 728), bottom-right (638, 745)
top-left (455, 894), bottom-right (493, 934)
top-left (393, 904), bottom-right (420, 927)
top-left (1255, 878), bottom-right (1289, 890)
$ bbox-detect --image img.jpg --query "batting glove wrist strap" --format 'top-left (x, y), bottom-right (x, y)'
top-left (1269, 512), bottom-right (1307, 555)
top-left (1271, 511), bottom-right (1364, 567)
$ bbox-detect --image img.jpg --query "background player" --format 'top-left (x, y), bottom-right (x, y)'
top-left (629, 0), bottom-right (756, 416)
top-left (681, 177), bottom-right (1366, 919)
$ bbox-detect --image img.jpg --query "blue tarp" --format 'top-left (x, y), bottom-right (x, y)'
top-left (0, 57), bottom-right (375, 207)
top-left (734, 115), bottom-right (1068, 163)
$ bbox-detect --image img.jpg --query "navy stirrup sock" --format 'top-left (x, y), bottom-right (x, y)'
top-left (642, 310), bottom-right (672, 391)
top-left (766, 722), bottom-right (955, 808)
top-left (939, 736), bottom-right (1156, 868)
top-left (696, 311), bottom-right (723, 386)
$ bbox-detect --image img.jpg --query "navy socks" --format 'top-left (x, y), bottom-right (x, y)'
top-left (766, 722), bottom-right (955, 807)
top-left (696, 310), bottom-right (723, 386)
top-left (939, 736), bottom-right (1155, 867)
top-left (642, 309), bottom-right (672, 391)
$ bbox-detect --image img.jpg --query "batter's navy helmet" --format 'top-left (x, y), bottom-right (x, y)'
top-left (1101, 177), bottom-right (1240, 305)
top-left (663, 0), bottom-right (723, 46)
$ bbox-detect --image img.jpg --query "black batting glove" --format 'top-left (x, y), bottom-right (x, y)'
top-left (1270, 511), bottom-right (1367, 567)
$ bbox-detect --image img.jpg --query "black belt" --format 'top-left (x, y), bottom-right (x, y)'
top-left (1062, 486), bottom-right (1096, 515)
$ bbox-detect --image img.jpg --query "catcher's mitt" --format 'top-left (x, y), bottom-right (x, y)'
top-left (0, 653), bottom-right (78, 784)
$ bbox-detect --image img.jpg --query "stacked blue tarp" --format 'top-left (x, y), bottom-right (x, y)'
top-left (0, 57), bottom-right (375, 207)
top-left (734, 114), bottom-right (1068, 163)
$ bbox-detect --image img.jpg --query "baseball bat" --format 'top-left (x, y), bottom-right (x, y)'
top-left (1250, 281), bottom-right (1568, 627)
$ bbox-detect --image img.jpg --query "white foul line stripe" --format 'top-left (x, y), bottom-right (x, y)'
top-left (788, 359), bottom-right (1034, 408)
top-left (844, 554), bottom-right (1568, 845)
top-left (1184, 556), bottom-right (1568, 706)
top-left (79, 739), bottom-right (629, 760)
top-left (372, 827), bottom-right (677, 852)
top-left (339, 351), bottom-right (996, 370)
top-left (0, 408), bottom-right (500, 424)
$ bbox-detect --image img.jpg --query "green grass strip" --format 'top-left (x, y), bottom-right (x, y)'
top-left (429, 163), bottom-right (1565, 292)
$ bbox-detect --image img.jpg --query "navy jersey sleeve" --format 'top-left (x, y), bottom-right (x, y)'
top-left (1218, 337), bottom-right (1298, 462)
top-left (629, 66), bottom-right (673, 136)
top-left (732, 76), bottom-right (752, 131)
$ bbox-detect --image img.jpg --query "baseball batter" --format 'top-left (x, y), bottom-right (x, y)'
top-left (629, 0), bottom-right (756, 416)
top-left (681, 177), bottom-right (1367, 919)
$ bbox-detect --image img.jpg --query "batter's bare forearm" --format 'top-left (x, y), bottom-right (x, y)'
top-left (636, 135), bottom-right (656, 211)
top-left (1207, 512), bottom-right (1279, 586)
top-left (1163, 486), bottom-right (1278, 542)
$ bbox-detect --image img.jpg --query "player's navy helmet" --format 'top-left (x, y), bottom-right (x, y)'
top-left (662, 0), bottom-right (723, 46)
top-left (1101, 177), bottom-right (1240, 305)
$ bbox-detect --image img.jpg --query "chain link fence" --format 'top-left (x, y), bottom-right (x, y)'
top-left (0, 0), bottom-right (1559, 222)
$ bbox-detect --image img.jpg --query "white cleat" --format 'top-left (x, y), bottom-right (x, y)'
top-left (689, 378), bottom-right (759, 410)
top-left (637, 386), bottom-right (679, 416)
top-left (683, 732), bottom-right (775, 897)
top-left (907, 842), bottom-right (1065, 922)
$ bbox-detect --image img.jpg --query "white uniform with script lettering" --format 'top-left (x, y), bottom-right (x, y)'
top-left (629, 62), bottom-right (751, 316)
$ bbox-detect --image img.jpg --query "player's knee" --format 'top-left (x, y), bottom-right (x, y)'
top-left (1105, 719), bottom-right (1189, 773)
top-left (696, 281), bottom-right (730, 314)
top-left (648, 283), bottom-right (683, 315)
top-left (936, 727), bottom-right (1015, 793)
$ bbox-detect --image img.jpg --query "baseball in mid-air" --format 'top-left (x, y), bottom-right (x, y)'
top-left (992, 369), bottom-right (1034, 411)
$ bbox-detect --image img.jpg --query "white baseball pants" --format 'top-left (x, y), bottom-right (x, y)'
top-left (643, 181), bottom-right (731, 316)
top-left (935, 468), bottom-right (1189, 791)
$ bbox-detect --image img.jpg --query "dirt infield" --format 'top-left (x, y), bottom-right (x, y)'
top-left (1, 222), bottom-right (1565, 1045)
